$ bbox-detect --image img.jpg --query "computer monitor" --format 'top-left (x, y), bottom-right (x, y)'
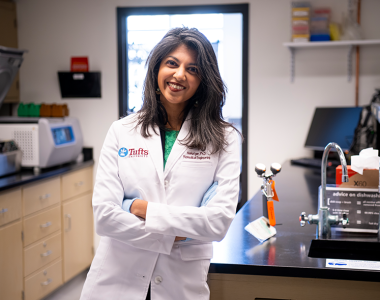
top-left (305, 107), bottom-right (363, 151)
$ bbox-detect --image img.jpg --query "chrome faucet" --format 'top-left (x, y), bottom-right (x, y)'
top-left (299, 142), bottom-right (350, 239)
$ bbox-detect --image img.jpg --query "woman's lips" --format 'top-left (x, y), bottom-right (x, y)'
top-left (167, 82), bottom-right (186, 92)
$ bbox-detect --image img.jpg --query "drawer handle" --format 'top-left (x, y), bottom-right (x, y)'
top-left (75, 181), bottom-right (84, 187)
top-left (41, 278), bottom-right (52, 286)
top-left (41, 250), bottom-right (52, 257)
top-left (65, 214), bottom-right (72, 232)
top-left (39, 193), bottom-right (51, 200)
top-left (0, 208), bottom-right (8, 214)
top-left (40, 221), bottom-right (52, 228)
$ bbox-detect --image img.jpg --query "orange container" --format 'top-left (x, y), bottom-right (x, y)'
top-left (39, 103), bottom-right (69, 118)
top-left (40, 103), bottom-right (52, 117)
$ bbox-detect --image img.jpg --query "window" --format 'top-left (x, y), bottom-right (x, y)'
top-left (117, 4), bottom-right (248, 208)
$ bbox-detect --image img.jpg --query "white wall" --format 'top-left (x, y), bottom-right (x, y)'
top-left (16, 0), bottom-right (380, 248)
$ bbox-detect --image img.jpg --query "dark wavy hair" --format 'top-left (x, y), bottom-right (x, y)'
top-left (136, 27), bottom-right (241, 154)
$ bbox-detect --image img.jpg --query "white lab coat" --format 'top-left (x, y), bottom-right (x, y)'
top-left (80, 112), bottom-right (240, 300)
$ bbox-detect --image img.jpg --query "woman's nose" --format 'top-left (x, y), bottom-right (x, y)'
top-left (174, 66), bottom-right (186, 81)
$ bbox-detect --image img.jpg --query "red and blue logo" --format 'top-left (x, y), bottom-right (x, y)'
top-left (119, 147), bottom-right (148, 158)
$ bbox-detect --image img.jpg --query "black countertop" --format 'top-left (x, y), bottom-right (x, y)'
top-left (210, 161), bottom-right (380, 282)
top-left (0, 160), bottom-right (94, 192)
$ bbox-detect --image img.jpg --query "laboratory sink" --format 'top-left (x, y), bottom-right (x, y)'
top-left (308, 238), bottom-right (380, 261)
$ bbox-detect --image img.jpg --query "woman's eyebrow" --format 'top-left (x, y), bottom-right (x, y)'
top-left (167, 55), bottom-right (198, 66)
top-left (167, 55), bottom-right (179, 63)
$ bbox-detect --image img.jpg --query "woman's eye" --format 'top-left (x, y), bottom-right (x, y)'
top-left (167, 60), bottom-right (177, 66)
top-left (188, 67), bottom-right (198, 73)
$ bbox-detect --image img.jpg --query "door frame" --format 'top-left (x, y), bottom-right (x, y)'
top-left (117, 4), bottom-right (249, 209)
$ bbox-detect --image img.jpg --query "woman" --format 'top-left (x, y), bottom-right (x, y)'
top-left (80, 27), bottom-right (240, 300)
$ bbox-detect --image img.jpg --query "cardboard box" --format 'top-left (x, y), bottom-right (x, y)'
top-left (336, 165), bottom-right (379, 188)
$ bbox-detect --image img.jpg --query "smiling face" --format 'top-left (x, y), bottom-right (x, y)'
top-left (157, 44), bottom-right (201, 109)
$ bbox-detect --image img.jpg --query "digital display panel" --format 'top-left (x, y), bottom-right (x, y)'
top-left (52, 126), bottom-right (75, 145)
top-left (305, 107), bottom-right (362, 151)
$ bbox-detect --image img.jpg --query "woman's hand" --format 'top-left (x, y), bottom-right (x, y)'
top-left (130, 199), bottom-right (148, 219)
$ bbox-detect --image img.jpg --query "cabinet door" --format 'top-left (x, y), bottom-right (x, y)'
top-left (0, 188), bottom-right (21, 227)
top-left (0, 221), bottom-right (23, 300)
top-left (0, 2), bottom-right (17, 47)
top-left (0, 1), bottom-right (19, 104)
top-left (62, 193), bottom-right (93, 282)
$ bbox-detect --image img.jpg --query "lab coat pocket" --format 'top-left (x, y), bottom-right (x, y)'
top-left (179, 243), bottom-right (213, 261)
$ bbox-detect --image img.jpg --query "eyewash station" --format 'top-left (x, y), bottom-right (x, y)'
top-left (208, 107), bottom-right (380, 300)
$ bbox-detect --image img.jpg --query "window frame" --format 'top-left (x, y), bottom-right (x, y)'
top-left (117, 4), bottom-right (249, 210)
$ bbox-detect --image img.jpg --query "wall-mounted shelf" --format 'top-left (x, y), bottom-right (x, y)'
top-left (283, 39), bottom-right (380, 82)
top-left (58, 72), bottom-right (101, 98)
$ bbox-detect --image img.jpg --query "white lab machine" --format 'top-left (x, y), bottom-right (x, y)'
top-left (0, 117), bottom-right (83, 172)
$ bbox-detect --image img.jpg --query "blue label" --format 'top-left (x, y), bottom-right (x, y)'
top-left (118, 147), bottom-right (128, 157)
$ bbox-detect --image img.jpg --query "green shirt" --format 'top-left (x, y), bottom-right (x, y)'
top-left (164, 130), bottom-right (179, 169)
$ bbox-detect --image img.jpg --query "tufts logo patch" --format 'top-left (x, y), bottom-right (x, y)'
top-left (118, 148), bottom-right (128, 157)
top-left (118, 147), bottom-right (149, 158)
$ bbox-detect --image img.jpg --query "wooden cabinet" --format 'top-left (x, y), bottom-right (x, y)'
top-left (24, 260), bottom-right (63, 300)
top-left (0, 188), bottom-right (21, 226)
top-left (23, 205), bottom-right (61, 246)
top-left (62, 193), bottom-right (93, 282)
top-left (23, 177), bottom-right (61, 216)
top-left (61, 167), bottom-right (93, 201)
top-left (0, 1), bottom-right (19, 104)
top-left (0, 166), bottom-right (93, 300)
top-left (209, 273), bottom-right (380, 300)
top-left (0, 221), bottom-right (23, 300)
top-left (24, 232), bottom-right (62, 277)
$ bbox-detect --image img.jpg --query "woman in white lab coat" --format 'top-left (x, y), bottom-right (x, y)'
top-left (80, 27), bottom-right (241, 300)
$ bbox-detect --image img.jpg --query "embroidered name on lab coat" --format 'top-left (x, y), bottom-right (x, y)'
top-left (183, 151), bottom-right (210, 161)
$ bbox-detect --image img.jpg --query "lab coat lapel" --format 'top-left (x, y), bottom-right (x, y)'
top-left (164, 112), bottom-right (192, 177)
top-left (142, 125), bottom-right (164, 183)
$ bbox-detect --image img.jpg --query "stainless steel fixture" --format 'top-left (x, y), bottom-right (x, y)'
top-left (0, 149), bottom-right (22, 177)
top-left (299, 142), bottom-right (350, 238)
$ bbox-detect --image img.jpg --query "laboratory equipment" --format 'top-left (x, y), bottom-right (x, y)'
top-left (0, 117), bottom-right (83, 173)
top-left (255, 162), bottom-right (281, 226)
top-left (0, 140), bottom-right (22, 177)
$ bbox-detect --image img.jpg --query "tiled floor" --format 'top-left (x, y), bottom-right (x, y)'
top-left (42, 270), bottom-right (87, 300)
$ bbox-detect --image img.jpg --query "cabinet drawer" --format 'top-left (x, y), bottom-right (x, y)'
top-left (24, 232), bottom-right (61, 277)
top-left (0, 188), bottom-right (21, 226)
top-left (24, 259), bottom-right (63, 300)
top-left (23, 177), bottom-right (61, 216)
top-left (23, 206), bottom-right (61, 246)
top-left (62, 167), bottom-right (92, 201)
